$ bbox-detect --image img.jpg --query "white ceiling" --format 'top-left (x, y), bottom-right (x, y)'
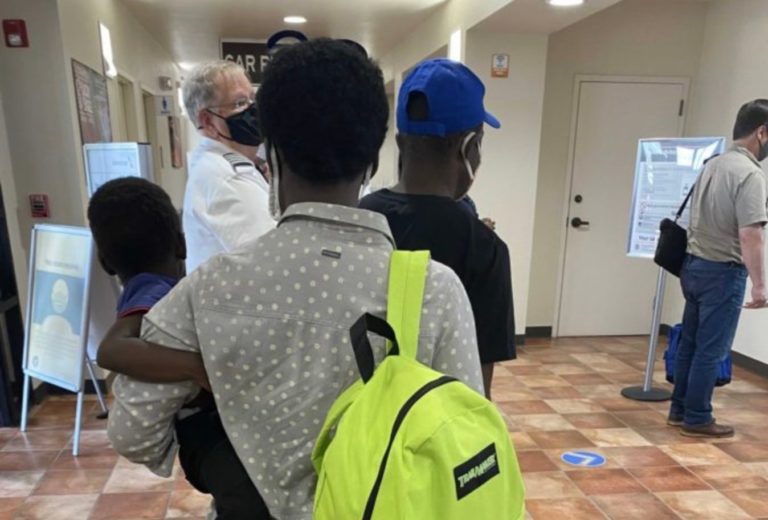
top-left (472, 0), bottom-right (625, 34)
top-left (119, 0), bottom-right (447, 68)
top-left (119, 0), bottom-right (681, 70)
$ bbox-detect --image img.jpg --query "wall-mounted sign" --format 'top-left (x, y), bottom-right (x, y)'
top-left (221, 41), bottom-right (270, 85)
top-left (491, 53), bottom-right (509, 78)
top-left (155, 95), bottom-right (173, 116)
top-left (29, 194), bottom-right (50, 219)
top-left (71, 59), bottom-right (112, 144)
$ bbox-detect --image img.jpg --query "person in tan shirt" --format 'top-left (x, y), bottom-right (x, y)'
top-left (670, 99), bottom-right (768, 439)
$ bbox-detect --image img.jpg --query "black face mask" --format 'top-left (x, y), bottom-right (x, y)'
top-left (759, 140), bottom-right (768, 162)
top-left (759, 133), bottom-right (768, 162)
top-left (207, 103), bottom-right (262, 147)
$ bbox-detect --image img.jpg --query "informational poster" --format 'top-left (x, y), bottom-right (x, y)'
top-left (71, 59), bottom-right (112, 144)
top-left (23, 226), bottom-right (93, 392)
top-left (83, 142), bottom-right (154, 196)
top-left (627, 137), bottom-right (725, 258)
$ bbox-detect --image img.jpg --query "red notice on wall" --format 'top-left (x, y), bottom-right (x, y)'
top-left (29, 194), bottom-right (50, 219)
top-left (3, 19), bottom-right (29, 48)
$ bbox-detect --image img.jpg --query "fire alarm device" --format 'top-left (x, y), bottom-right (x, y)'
top-left (3, 20), bottom-right (29, 48)
top-left (29, 194), bottom-right (50, 218)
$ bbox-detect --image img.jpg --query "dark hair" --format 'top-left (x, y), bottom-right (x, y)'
top-left (257, 38), bottom-right (388, 183)
top-left (88, 177), bottom-right (181, 279)
top-left (733, 99), bottom-right (768, 140)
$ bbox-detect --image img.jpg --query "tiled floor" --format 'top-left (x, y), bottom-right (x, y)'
top-left (507, 337), bottom-right (768, 520)
top-left (0, 336), bottom-right (767, 519)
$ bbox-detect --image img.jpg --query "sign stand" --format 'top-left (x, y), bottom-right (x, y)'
top-left (19, 358), bottom-right (106, 455)
top-left (17, 225), bottom-right (102, 456)
top-left (20, 372), bottom-right (86, 455)
top-left (86, 356), bottom-right (109, 419)
top-left (621, 137), bottom-right (726, 403)
top-left (621, 267), bottom-right (672, 402)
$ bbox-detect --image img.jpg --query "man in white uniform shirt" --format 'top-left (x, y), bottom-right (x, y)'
top-left (182, 61), bottom-right (275, 272)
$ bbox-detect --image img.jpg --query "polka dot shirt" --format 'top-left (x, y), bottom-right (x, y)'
top-left (107, 202), bottom-right (483, 520)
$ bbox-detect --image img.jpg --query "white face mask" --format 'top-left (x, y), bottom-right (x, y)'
top-left (359, 166), bottom-right (372, 199)
top-left (457, 131), bottom-right (480, 200)
top-left (268, 143), bottom-right (282, 219)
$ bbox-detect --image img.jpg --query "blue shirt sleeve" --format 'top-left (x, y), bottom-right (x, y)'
top-left (116, 273), bottom-right (178, 318)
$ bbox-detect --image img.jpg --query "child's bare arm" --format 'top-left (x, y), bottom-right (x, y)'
top-left (97, 315), bottom-right (211, 391)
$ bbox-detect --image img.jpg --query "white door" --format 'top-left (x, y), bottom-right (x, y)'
top-left (557, 80), bottom-right (687, 336)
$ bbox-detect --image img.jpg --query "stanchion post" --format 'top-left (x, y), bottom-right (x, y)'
top-left (19, 374), bottom-right (30, 432)
top-left (621, 267), bottom-right (673, 402)
top-left (72, 390), bottom-right (85, 457)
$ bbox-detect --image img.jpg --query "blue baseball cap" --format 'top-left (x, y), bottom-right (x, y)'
top-left (397, 59), bottom-right (500, 136)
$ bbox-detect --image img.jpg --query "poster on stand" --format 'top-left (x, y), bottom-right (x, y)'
top-left (627, 137), bottom-right (725, 258)
top-left (23, 225), bottom-right (93, 392)
top-left (83, 142), bottom-right (154, 196)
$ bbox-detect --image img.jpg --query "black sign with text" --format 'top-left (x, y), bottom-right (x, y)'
top-left (220, 41), bottom-right (270, 85)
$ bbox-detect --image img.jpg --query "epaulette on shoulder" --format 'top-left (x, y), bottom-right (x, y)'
top-left (222, 152), bottom-right (254, 173)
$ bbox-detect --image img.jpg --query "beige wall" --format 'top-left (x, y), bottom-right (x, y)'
top-left (693, 0), bottom-right (768, 364)
top-left (0, 0), bottom-right (78, 388)
top-left (379, 0), bottom-right (513, 92)
top-left (0, 0), bottom-right (83, 253)
top-left (466, 31), bottom-right (548, 332)
top-left (527, 0), bottom-right (708, 329)
top-left (57, 0), bottom-right (186, 206)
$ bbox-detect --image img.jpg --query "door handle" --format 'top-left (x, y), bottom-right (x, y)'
top-left (571, 217), bottom-right (590, 229)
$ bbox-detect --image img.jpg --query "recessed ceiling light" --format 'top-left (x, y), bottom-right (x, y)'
top-left (284, 16), bottom-right (307, 24)
top-left (546, 0), bottom-right (585, 6)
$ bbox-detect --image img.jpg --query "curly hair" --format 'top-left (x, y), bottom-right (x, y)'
top-left (257, 38), bottom-right (389, 183)
top-left (88, 177), bottom-right (181, 279)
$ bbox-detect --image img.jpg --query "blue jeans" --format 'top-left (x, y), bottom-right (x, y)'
top-left (670, 255), bottom-right (746, 426)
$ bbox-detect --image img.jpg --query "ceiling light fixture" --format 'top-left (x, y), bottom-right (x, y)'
top-left (99, 22), bottom-right (117, 78)
top-left (546, 0), bottom-right (585, 6)
top-left (284, 16), bottom-right (307, 24)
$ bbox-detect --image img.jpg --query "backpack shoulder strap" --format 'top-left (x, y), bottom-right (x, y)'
top-left (386, 251), bottom-right (430, 360)
top-left (676, 153), bottom-right (721, 221)
top-left (312, 251), bottom-right (430, 473)
top-left (311, 379), bottom-right (363, 474)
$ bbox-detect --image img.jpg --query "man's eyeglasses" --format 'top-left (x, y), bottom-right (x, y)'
top-left (208, 97), bottom-right (254, 113)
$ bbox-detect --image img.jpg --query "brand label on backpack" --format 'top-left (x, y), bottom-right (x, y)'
top-left (453, 443), bottom-right (500, 500)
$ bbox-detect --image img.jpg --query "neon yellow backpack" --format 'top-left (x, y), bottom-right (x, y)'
top-left (312, 251), bottom-right (525, 520)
